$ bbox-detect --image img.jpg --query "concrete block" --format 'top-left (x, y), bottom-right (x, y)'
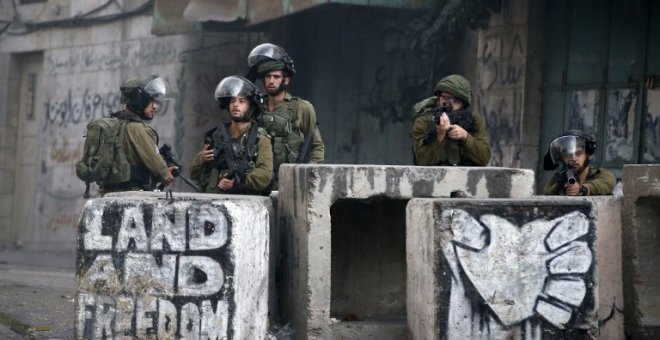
top-left (622, 164), bottom-right (660, 339)
top-left (276, 164), bottom-right (535, 339)
top-left (75, 193), bottom-right (270, 339)
top-left (407, 198), bottom-right (605, 339)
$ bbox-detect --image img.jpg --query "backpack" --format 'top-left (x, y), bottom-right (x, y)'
top-left (75, 117), bottom-right (131, 197)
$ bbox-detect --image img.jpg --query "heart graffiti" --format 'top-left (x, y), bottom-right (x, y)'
top-left (442, 209), bottom-right (592, 329)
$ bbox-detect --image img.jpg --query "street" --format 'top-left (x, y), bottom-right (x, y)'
top-left (0, 247), bottom-right (76, 339)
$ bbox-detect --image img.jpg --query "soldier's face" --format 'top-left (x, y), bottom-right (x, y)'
top-left (437, 92), bottom-right (464, 111)
top-left (229, 97), bottom-right (251, 120)
top-left (142, 100), bottom-right (158, 120)
top-left (263, 70), bottom-right (289, 96)
top-left (562, 147), bottom-right (587, 171)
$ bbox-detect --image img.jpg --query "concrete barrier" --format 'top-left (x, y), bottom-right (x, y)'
top-left (74, 192), bottom-right (270, 339)
top-left (622, 164), bottom-right (660, 339)
top-left (275, 164), bottom-right (535, 339)
top-left (406, 197), bottom-right (623, 339)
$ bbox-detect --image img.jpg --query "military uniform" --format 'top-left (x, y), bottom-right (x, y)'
top-left (101, 110), bottom-right (169, 194)
top-left (543, 167), bottom-right (616, 195)
top-left (412, 108), bottom-right (491, 166)
top-left (411, 74), bottom-right (491, 166)
top-left (190, 123), bottom-right (273, 195)
top-left (259, 92), bottom-right (324, 176)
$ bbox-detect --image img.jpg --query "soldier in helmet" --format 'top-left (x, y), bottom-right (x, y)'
top-left (246, 43), bottom-right (325, 184)
top-left (189, 76), bottom-right (273, 195)
top-left (102, 75), bottom-right (176, 194)
top-left (411, 74), bottom-right (491, 166)
top-left (543, 130), bottom-right (615, 196)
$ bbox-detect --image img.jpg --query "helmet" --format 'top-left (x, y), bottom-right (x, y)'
top-left (120, 75), bottom-right (172, 112)
top-left (434, 74), bottom-right (472, 107)
top-left (214, 76), bottom-right (264, 115)
top-left (247, 43), bottom-right (296, 78)
top-left (548, 130), bottom-right (597, 165)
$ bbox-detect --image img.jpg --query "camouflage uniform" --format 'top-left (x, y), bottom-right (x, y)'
top-left (543, 167), bottom-right (616, 195)
top-left (411, 75), bottom-right (491, 166)
top-left (190, 124), bottom-right (273, 195)
top-left (100, 110), bottom-right (169, 194)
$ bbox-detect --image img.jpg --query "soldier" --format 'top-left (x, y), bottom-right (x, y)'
top-left (411, 74), bottom-right (491, 166)
top-left (543, 130), bottom-right (616, 196)
top-left (246, 43), bottom-right (324, 184)
top-left (190, 76), bottom-right (273, 195)
top-left (92, 75), bottom-right (176, 195)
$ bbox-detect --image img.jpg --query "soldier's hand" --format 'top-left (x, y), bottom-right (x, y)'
top-left (218, 177), bottom-right (235, 190)
top-left (163, 166), bottom-right (177, 186)
top-left (199, 144), bottom-right (214, 163)
top-left (447, 124), bottom-right (469, 141)
top-left (564, 182), bottom-right (581, 196)
top-left (436, 113), bottom-right (451, 142)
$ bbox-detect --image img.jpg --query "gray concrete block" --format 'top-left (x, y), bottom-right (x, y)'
top-left (622, 164), bottom-right (660, 339)
top-left (276, 164), bottom-right (535, 339)
top-left (407, 198), bottom-right (605, 339)
top-left (75, 193), bottom-right (271, 339)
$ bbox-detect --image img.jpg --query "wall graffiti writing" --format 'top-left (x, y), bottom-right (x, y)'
top-left (47, 40), bottom-right (177, 75)
top-left (440, 208), bottom-right (595, 338)
top-left (76, 201), bottom-right (233, 339)
top-left (567, 90), bottom-right (599, 137)
top-left (477, 89), bottom-right (522, 167)
top-left (479, 30), bottom-right (525, 90)
top-left (45, 88), bottom-right (170, 130)
top-left (643, 89), bottom-right (660, 163)
top-left (45, 89), bottom-right (120, 130)
top-left (605, 89), bottom-right (636, 162)
top-left (50, 135), bottom-right (81, 164)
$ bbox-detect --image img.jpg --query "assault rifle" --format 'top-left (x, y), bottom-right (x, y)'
top-left (555, 160), bottom-right (580, 189)
top-left (423, 103), bottom-right (476, 145)
top-left (158, 144), bottom-right (202, 192)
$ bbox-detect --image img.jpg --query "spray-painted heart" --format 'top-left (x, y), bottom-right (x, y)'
top-left (445, 209), bottom-right (592, 328)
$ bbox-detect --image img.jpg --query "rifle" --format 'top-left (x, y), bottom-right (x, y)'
top-left (555, 160), bottom-right (580, 191)
top-left (158, 144), bottom-right (202, 192)
top-left (423, 103), bottom-right (476, 145)
top-left (295, 123), bottom-right (318, 163)
top-left (209, 123), bottom-right (260, 194)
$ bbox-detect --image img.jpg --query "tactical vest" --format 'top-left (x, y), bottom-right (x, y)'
top-left (200, 124), bottom-right (268, 195)
top-left (257, 97), bottom-right (304, 175)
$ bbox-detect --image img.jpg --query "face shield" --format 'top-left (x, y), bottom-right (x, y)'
top-left (214, 76), bottom-right (256, 101)
top-left (247, 43), bottom-right (289, 67)
top-left (143, 76), bottom-right (174, 103)
top-left (549, 135), bottom-right (587, 164)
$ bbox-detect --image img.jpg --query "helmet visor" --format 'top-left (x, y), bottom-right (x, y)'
top-left (549, 135), bottom-right (586, 164)
top-left (143, 77), bottom-right (173, 102)
top-left (247, 43), bottom-right (288, 67)
top-left (214, 76), bottom-right (255, 100)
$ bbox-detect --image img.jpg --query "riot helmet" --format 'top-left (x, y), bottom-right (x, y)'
top-left (247, 43), bottom-right (296, 78)
top-left (120, 75), bottom-right (172, 114)
top-left (547, 130), bottom-right (596, 167)
top-left (214, 76), bottom-right (264, 120)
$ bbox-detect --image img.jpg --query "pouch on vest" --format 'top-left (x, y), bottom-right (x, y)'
top-left (75, 118), bottom-right (131, 195)
top-left (258, 98), bottom-right (303, 170)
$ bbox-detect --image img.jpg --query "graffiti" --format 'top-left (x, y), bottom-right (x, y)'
top-left (76, 201), bottom-right (233, 338)
top-left (642, 89), bottom-right (660, 162)
top-left (44, 88), bottom-right (170, 130)
top-left (46, 40), bottom-right (177, 75)
top-left (567, 90), bottom-right (600, 137)
top-left (47, 213), bottom-right (80, 232)
top-left (477, 89), bottom-right (522, 167)
top-left (45, 89), bottom-right (119, 130)
top-left (604, 89), bottom-right (636, 162)
top-left (50, 135), bottom-right (81, 164)
top-left (441, 209), bottom-right (594, 338)
top-left (479, 30), bottom-right (525, 90)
